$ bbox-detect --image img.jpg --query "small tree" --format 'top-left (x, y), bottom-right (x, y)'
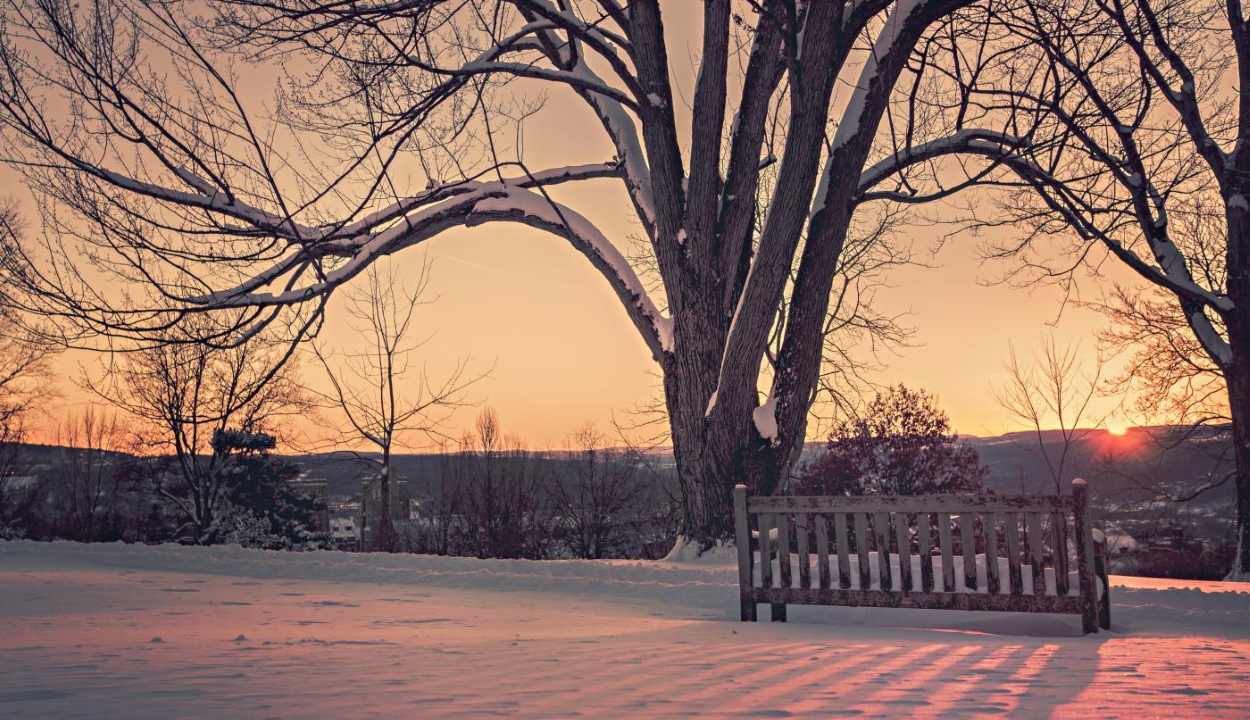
top-left (311, 260), bottom-right (478, 552)
top-left (53, 407), bottom-right (129, 542)
top-left (794, 385), bottom-right (988, 496)
top-left (0, 203), bottom-right (58, 538)
top-left (212, 429), bottom-right (329, 550)
top-left (101, 333), bottom-right (311, 543)
top-left (992, 336), bottom-right (1109, 494)
top-left (550, 423), bottom-right (647, 560)
top-left (454, 408), bottom-right (552, 559)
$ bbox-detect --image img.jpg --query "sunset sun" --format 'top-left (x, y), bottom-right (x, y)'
top-left (1107, 422), bottom-right (1129, 436)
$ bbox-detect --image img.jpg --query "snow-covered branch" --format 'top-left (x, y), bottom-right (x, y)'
top-left (195, 167), bottom-right (671, 362)
top-left (855, 129), bottom-right (1024, 195)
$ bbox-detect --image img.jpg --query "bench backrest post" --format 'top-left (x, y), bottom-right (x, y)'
top-left (1072, 478), bottom-right (1099, 635)
top-left (733, 484), bottom-right (755, 621)
top-left (1095, 532), bottom-right (1111, 630)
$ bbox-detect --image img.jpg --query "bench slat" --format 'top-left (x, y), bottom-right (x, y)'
top-left (1053, 511), bottom-right (1070, 596)
top-left (894, 512), bottom-right (912, 593)
top-left (938, 512), bottom-right (954, 592)
top-left (815, 515), bottom-right (831, 590)
top-left (796, 513), bottom-right (810, 590)
top-left (919, 512), bottom-right (934, 593)
top-left (1027, 512), bottom-right (1046, 596)
top-left (751, 586), bottom-right (1085, 615)
top-left (835, 512), bottom-right (851, 590)
top-left (748, 495), bottom-right (1075, 514)
top-left (874, 512), bottom-right (893, 592)
top-left (986, 513), bottom-right (1001, 595)
top-left (758, 512), bottom-right (773, 588)
top-left (959, 513), bottom-right (978, 592)
top-left (1007, 511), bottom-right (1023, 596)
top-left (778, 513), bottom-right (792, 590)
top-left (854, 513), bottom-right (871, 591)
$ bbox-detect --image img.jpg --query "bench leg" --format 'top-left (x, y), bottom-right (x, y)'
top-left (740, 594), bottom-right (756, 622)
top-left (1096, 555), bottom-right (1111, 630)
top-left (771, 603), bottom-right (787, 622)
top-left (1081, 609), bottom-right (1098, 635)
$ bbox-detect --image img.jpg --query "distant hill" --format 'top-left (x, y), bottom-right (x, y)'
top-left (789, 425), bottom-right (1234, 503)
top-left (11, 426), bottom-right (1233, 506)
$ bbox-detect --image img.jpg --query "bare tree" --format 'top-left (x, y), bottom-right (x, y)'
top-left (52, 406), bottom-right (128, 542)
top-left (0, 0), bottom-right (1027, 546)
top-left (992, 336), bottom-right (1108, 494)
top-left (933, 0), bottom-right (1250, 577)
top-left (311, 260), bottom-right (478, 551)
top-left (404, 443), bottom-right (465, 555)
top-left (99, 335), bottom-right (311, 543)
top-left (1095, 285), bottom-right (1228, 432)
top-left (454, 407), bottom-right (552, 559)
top-left (0, 202), bottom-right (58, 537)
top-left (550, 422), bottom-right (646, 559)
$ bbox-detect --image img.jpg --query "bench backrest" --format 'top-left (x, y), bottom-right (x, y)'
top-left (732, 478), bottom-right (1102, 631)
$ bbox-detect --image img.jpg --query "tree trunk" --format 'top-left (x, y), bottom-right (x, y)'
top-left (377, 450), bottom-right (394, 553)
top-left (1225, 211), bottom-right (1250, 578)
top-left (664, 310), bottom-right (793, 549)
top-left (1229, 371), bottom-right (1250, 578)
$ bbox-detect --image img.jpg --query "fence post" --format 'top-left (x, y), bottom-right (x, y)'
top-left (733, 484), bottom-right (756, 622)
top-left (1072, 479), bottom-right (1099, 634)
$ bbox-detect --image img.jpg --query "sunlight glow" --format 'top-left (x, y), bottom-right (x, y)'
top-left (1106, 422), bottom-right (1129, 436)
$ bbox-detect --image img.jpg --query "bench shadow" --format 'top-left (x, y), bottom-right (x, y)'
top-left (716, 608), bottom-right (1107, 717)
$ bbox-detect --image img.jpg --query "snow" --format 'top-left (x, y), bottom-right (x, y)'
top-left (564, 56), bottom-right (655, 227)
top-left (1190, 309), bottom-right (1234, 367)
top-left (753, 395), bottom-right (779, 441)
top-left (2, 541), bottom-right (1249, 719)
top-left (704, 388), bottom-right (718, 416)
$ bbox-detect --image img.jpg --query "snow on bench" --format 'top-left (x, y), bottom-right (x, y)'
top-left (733, 479), bottom-right (1111, 634)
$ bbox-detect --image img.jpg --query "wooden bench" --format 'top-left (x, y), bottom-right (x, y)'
top-left (733, 479), bottom-right (1111, 634)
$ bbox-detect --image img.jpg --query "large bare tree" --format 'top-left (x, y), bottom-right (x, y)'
top-left (940, 0), bottom-right (1250, 577)
top-left (0, 0), bottom-right (1022, 545)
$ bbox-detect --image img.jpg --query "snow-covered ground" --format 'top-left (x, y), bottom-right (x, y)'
top-left (2, 542), bottom-right (1248, 719)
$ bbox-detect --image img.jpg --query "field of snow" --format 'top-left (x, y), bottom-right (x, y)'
top-left (2, 541), bottom-right (1249, 719)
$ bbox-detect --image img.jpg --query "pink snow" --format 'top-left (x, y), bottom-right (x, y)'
top-left (2, 541), bottom-right (1248, 719)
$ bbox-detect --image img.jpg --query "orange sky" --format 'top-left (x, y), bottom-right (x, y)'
top-left (11, 2), bottom-right (1141, 450)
